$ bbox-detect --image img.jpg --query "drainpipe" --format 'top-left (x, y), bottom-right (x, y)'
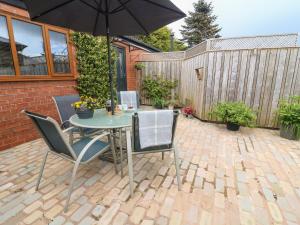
top-left (170, 32), bottom-right (174, 52)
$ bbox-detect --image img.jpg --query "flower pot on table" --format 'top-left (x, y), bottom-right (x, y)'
top-left (76, 109), bottom-right (94, 119)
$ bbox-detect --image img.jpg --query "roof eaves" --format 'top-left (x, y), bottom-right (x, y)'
top-left (118, 36), bottom-right (161, 53)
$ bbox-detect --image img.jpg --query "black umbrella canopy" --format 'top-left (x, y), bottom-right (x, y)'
top-left (24, 0), bottom-right (185, 114)
top-left (23, 0), bottom-right (185, 36)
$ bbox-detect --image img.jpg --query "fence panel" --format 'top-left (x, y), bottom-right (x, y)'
top-left (138, 45), bottom-right (300, 128)
top-left (138, 60), bottom-right (182, 105)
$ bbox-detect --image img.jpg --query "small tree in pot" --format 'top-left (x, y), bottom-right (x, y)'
top-left (142, 76), bottom-right (177, 109)
top-left (211, 102), bottom-right (256, 131)
top-left (278, 96), bottom-right (300, 140)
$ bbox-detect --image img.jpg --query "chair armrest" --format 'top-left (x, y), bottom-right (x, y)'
top-left (75, 131), bottom-right (111, 162)
top-left (62, 126), bottom-right (77, 133)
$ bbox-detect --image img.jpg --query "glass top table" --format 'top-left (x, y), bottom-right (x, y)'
top-left (69, 109), bottom-right (135, 129)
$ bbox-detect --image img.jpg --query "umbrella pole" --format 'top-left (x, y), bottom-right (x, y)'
top-left (106, 16), bottom-right (115, 115)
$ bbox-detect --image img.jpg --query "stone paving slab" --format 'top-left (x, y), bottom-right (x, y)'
top-left (0, 116), bottom-right (300, 224)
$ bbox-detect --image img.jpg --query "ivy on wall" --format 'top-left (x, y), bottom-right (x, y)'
top-left (71, 32), bottom-right (116, 107)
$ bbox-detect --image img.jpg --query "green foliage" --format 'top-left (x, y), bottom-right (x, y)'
top-left (142, 76), bottom-right (178, 108)
top-left (138, 27), bottom-right (187, 51)
top-left (210, 102), bottom-right (256, 127)
top-left (278, 96), bottom-right (300, 137)
top-left (180, 0), bottom-right (221, 47)
top-left (153, 98), bottom-right (167, 109)
top-left (71, 32), bottom-right (116, 107)
top-left (134, 63), bottom-right (145, 70)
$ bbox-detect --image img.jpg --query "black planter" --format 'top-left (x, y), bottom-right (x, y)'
top-left (76, 109), bottom-right (94, 119)
top-left (280, 125), bottom-right (300, 140)
top-left (226, 122), bottom-right (240, 131)
top-left (154, 103), bottom-right (163, 109)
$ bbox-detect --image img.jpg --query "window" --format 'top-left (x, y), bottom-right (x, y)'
top-left (0, 16), bottom-right (15, 76)
top-left (0, 13), bottom-right (74, 81)
top-left (49, 30), bottom-right (70, 74)
top-left (12, 19), bottom-right (48, 75)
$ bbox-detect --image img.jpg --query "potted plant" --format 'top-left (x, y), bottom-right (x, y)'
top-left (277, 96), bottom-right (300, 140)
top-left (72, 96), bottom-right (99, 119)
top-left (182, 106), bottom-right (193, 118)
top-left (210, 102), bottom-right (256, 131)
top-left (153, 98), bottom-right (166, 109)
top-left (142, 75), bottom-right (178, 109)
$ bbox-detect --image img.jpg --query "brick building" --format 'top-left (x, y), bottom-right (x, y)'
top-left (0, 0), bottom-right (159, 150)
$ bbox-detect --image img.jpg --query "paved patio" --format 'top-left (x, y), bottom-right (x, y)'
top-left (0, 115), bottom-right (300, 225)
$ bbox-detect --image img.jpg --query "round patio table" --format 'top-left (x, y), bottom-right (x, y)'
top-left (69, 109), bottom-right (134, 129)
top-left (69, 108), bottom-right (135, 177)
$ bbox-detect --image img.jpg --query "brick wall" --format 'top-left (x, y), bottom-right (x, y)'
top-left (0, 80), bottom-right (78, 151)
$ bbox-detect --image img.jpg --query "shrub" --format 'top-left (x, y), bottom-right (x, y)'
top-left (142, 76), bottom-right (177, 107)
top-left (278, 96), bottom-right (300, 138)
top-left (210, 102), bottom-right (256, 127)
top-left (134, 63), bottom-right (145, 70)
top-left (71, 32), bottom-right (116, 107)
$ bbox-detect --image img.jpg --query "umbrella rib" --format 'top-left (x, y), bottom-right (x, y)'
top-left (140, 0), bottom-right (186, 16)
top-left (79, 0), bottom-right (105, 13)
top-left (110, 0), bottom-right (132, 14)
top-left (117, 0), bottom-right (149, 35)
top-left (32, 0), bottom-right (76, 19)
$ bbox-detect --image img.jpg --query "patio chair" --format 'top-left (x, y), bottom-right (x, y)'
top-left (117, 91), bottom-right (140, 109)
top-left (52, 95), bottom-right (100, 143)
top-left (126, 110), bottom-right (181, 197)
top-left (22, 110), bottom-right (118, 212)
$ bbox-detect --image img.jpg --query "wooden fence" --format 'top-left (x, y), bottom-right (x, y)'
top-left (138, 46), bottom-right (300, 128)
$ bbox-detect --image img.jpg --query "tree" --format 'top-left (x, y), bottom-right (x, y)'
top-left (180, 0), bottom-right (221, 47)
top-left (138, 27), bottom-right (187, 52)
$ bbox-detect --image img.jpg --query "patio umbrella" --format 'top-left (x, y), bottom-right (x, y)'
top-left (23, 0), bottom-right (186, 114)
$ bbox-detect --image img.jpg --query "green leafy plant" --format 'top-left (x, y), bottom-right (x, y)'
top-left (210, 102), bottom-right (256, 127)
top-left (71, 32), bottom-right (116, 107)
top-left (134, 63), bottom-right (145, 70)
top-left (142, 76), bottom-right (178, 108)
top-left (278, 96), bottom-right (300, 139)
top-left (153, 98), bottom-right (167, 109)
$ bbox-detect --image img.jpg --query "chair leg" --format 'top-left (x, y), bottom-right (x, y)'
top-left (69, 131), bottom-right (74, 145)
top-left (64, 161), bottom-right (80, 213)
top-left (162, 152), bottom-right (164, 160)
top-left (119, 128), bottom-right (124, 177)
top-left (109, 131), bottom-right (118, 174)
top-left (36, 151), bottom-right (48, 191)
top-left (173, 147), bottom-right (182, 191)
top-left (126, 129), bottom-right (134, 197)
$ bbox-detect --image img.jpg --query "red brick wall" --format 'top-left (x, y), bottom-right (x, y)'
top-left (0, 80), bottom-right (78, 151)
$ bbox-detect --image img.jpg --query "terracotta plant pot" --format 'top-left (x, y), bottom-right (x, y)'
top-left (280, 125), bottom-right (300, 140)
top-left (76, 108), bottom-right (94, 119)
top-left (226, 122), bottom-right (240, 131)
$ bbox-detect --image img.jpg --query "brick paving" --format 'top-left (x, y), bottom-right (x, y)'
top-left (0, 116), bottom-right (300, 225)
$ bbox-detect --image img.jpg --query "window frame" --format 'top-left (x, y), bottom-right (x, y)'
top-left (0, 12), bottom-right (76, 81)
top-left (46, 26), bottom-right (74, 77)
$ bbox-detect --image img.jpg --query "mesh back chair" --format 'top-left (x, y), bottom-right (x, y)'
top-left (53, 95), bottom-right (100, 142)
top-left (52, 95), bottom-right (80, 129)
top-left (23, 110), bottom-right (118, 212)
top-left (126, 110), bottom-right (181, 197)
top-left (117, 91), bottom-right (140, 109)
